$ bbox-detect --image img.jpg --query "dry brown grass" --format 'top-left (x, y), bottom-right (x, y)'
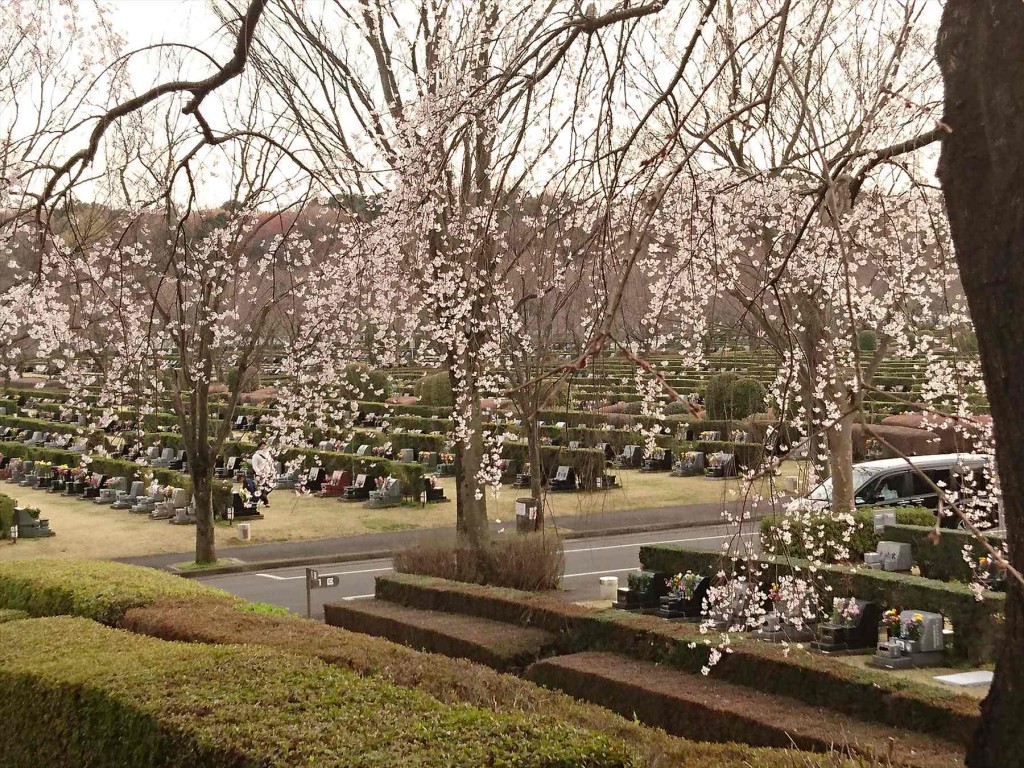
top-left (393, 532), bottom-right (565, 591)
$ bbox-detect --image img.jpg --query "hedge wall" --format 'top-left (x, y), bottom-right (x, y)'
top-left (0, 493), bottom-right (14, 541)
top-left (638, 545), bottom-right (1004, 663)
top-left (759, 507), bottom-right (937, 562)
top-left (879, 525), bottom-right (1005, 585)
top-left (1, 617), bottom-right (630, 768)
top-left (373, 573), bottom-right (980, 744)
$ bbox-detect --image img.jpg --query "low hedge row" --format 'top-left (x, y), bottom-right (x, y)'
top-left (0, 441), bottom-right (232, 514)
top-left (0, 558), bottom-right (841, 768)
top-left (880, 524), bottom-right (1005, 584)
top-left (0, 492), bottom-right (14, 540)
top-left (759, 507), bottom-right (937, 562)
top-left (1, 617), bottom-right (630, 768)
top-left (639, 545), bottom-right (1004, 663)
top-left (0, 559), bottom-right (235, 624)
top-left (373, 573), bottom-right (981, 745)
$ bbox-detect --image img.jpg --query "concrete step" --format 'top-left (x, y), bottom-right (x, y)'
top-left (324, 598), bottom-right (560, 672)
top-left (527, 652), bottom-right (965, 768)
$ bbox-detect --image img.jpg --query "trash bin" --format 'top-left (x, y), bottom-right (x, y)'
top-left (515, 497), bottom-right (539, 533)
top-left (237, 522), bottom-right (251, 542)
top-left (599, 576), bottom-right (619, 601)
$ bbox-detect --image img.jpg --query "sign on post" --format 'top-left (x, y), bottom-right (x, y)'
top-left (305, 568), bottom-right (342, 618)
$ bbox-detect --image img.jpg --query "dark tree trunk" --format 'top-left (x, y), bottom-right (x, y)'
top-left (190, 450), bottom-right (217, 564)
top-left (448, 353), bottom-right (489, 548)
top-left (528, 415), bottom-right (544, 527)
top-left (936, 3), bottom-right (1024, 764)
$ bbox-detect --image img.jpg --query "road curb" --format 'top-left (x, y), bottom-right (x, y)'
top-left (169, 515), bottom-right (765, 579)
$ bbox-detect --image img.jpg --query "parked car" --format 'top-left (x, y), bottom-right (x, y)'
top-left (791, 453), bottom-right (999, 529)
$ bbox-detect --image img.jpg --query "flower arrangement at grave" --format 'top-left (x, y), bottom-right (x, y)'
top-left (884, 608), bottom-right (902, 638)
top-left (903, 613), bottom-right (925, 641)
top-left (699, 430), bottom-right (719, 441)
top-left (831, 597), bottom-right (861, 627)
top-left (666, 571), bottom-right (701, 600)
top-left (439, 453), bottom-right (455, 464)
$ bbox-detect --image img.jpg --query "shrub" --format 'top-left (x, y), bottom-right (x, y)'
top-left (0, 492), bottom-right (14, 540)
top-left (394, 533), bottom-right (565, 591)
top-left (1, 616), bottom-right (630, 768)
top-left (343, 363), bottom-right (391, 401)
top-left (0, 559), bottom-right (234, 624)
top-left (704, 374), bottom-right (765, 421)
top-left (879, 524), bottom-right (1004, 584)
top-left (416, 372), bottom-right (455, 406)
top-left (759, 507), bottom-right (937, 562)
top-left (857, 329), bottom-right (878, 352)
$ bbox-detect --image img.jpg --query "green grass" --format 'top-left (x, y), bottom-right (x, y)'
top-left (0, 558), bottom-right (235, 624)
top-left (1, 616), bottom-right (631, 768)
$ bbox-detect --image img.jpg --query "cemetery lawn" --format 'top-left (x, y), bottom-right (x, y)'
top-left (1, 464), bottom-right (800, 561)
top-left (834, 655), bottom-right (993, 700)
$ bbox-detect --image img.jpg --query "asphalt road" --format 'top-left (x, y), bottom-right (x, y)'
top-left (197, 523), bottom-right (760, 618)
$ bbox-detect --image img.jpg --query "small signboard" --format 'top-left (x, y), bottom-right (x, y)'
top-left (305, 568), bottom-right (342, 617)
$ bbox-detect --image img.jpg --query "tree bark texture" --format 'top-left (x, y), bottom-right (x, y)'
top-left (936, 2), bottom-right (1024, 764)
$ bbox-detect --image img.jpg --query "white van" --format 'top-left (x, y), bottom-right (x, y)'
top-left (794, 453), bottom-right (998, 528)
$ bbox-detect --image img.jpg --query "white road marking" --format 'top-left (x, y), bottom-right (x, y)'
top-left (563, 531), bottom-right (757, 554)
top-left (563, 567), bottom-right (641, 579)
top-left (255, 566), bottom-right (393, 581)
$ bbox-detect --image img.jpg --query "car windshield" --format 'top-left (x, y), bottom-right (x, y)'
top-left (807, 467), bottom-right (880, 502)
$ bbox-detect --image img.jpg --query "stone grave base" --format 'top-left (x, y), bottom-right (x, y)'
top-left (869, 651), bottom-right (945, 670)
top-left (753, 626), bottom-right (815, 644)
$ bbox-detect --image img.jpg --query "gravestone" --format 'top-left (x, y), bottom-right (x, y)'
top-left (655, 574), bottom-right (711, 619)
top-left (341, 474), bottom-right (374, 500)
top-left (614, 570), bottom-right (671, 611)
top-left (365, 477), bottom-right (402, 508)
top-left (549, 465), bottom-right (577, 492)
top-left (671, 451), bottom-right (705, 477)
top-left (871, 610), bottom-right (945, 669)
top-left (705, 452), bottom-right (736, 478)
top-left (813, 600), bottom-right (882, 652)
top-left (398, 448), bottom-right (415, 463)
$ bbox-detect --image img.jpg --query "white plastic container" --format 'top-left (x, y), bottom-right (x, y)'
top-left (237, 522), bottom-right (251, 542)
top-left (599, 576), bottom-right (619, 601)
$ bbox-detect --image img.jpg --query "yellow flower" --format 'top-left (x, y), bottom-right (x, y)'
top-left (913, 613), bottom-right (924, 622)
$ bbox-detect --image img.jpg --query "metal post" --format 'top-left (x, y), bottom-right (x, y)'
top-left (305, 568), bottom-right (315, 619)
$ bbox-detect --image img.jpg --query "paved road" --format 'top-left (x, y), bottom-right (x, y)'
top-left (197, 523), bottom-right (759, 619)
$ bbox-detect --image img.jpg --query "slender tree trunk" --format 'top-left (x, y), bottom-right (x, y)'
top-left (528, 415), bottom-right (544, 528)
top-left (190, 450), bottom-right (216, 564)
top-left (448, 353), bottom-right (489, 548)
top-left (937, 3), bottom-right (1024, 764)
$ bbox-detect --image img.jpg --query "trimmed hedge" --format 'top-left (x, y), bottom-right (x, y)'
top-left (0, 559), bottom-right (235, 624)
top-left (880, 524), bottom-right (1005, 584)
top-left (1, 617), bottom-right (630, 768)
top-left (0, 492), bottom-right (14, 540)
top-left (373, 573), bottom-right (981, 745)
top-left (759, 507), bottom-right (937, 562)
top-left (639, 545), bottom-right (1004, 663)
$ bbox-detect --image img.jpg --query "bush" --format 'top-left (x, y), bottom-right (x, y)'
top-left (0, 559), bottom-right (234, 624)
top-left (0, 492), bottom-right (14, 540)
top-left (416, 372), bottom-right (455, 406)
top-left (343, 363), bottom-right (391, 401)
top-left (880, 524), bottom-right (1004, 584)
top-left (759, 507), bottom-right (937, 562)
top-left (857, 329), bottom-right (878, 352)
top-left (704, 374), bottom-right (765, 421)
top-left (394, 533), bottom-right (565, 591)
top-left (1, 616), bottom-right (630, 768)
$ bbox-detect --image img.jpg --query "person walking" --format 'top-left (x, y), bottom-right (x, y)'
top-left (250, 441), bottom-right (275, 507)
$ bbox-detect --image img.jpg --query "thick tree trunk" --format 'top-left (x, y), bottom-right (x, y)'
top-left (826, 407), bottom-right (855, 514)
top-left (936, 3), bottom-right (1024, 764)
top-left (190, 451), bottom-right (217, 564)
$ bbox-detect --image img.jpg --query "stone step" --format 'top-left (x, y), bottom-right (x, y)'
top-left (324, 598), bottom-right (560, 672)
top-left (527, 652), bottom-right (964, 768)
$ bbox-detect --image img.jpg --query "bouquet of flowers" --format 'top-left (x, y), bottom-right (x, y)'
top-left (666, 571), bottom-right (701, 601)
top-left (768, 582), bottom-right (782, 605)
top-left (884, 608), bottom-right (901, 638)
top-left (903, 613), bottom-right (924, 641)
top-left (831, 597), bottom-right (861, 627)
